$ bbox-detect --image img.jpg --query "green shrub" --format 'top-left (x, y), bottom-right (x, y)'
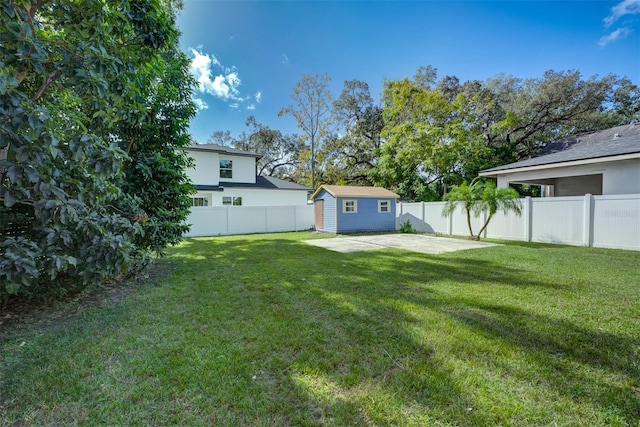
top-left (399, 220), bottom-right (414, 233)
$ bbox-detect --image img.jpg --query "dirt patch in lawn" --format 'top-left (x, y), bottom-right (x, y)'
top-left (0, 262), bottom-right (173, 338)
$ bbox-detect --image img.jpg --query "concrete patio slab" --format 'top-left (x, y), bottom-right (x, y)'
top-left (303, 234), bottom-right (499, 255)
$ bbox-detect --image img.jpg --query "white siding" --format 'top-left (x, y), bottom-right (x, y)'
top-left (603, 159), bottom-right (640, 195)
top-left (196, 188), bottom-right (308, 207)
top-left (187, 150), bottom-right (220, 186)
top-left (496, 158), bottom-right (640, 196)
top-left (219, 155), bottom-right (256, 184)
top-left (185, 150), bottom-right (258, 186)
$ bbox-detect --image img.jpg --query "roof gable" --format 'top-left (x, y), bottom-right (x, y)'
top-left (481, 123), bottom-right (640, 174)
top-left (311, 185), bottom-right (399, 199)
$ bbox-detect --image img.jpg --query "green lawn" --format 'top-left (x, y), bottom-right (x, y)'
top-left (1, 232), bottom-right (639, 426)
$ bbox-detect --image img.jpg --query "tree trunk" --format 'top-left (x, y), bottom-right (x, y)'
top-left (475, 213), bottom-right (494, 240)
top-left (465, 207), bottom-right (474, 238)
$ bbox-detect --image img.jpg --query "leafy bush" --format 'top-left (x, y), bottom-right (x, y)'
top-left (0, 2), bottom-right (195, 304)
top-left (399, 220), bottom-right (415, 233)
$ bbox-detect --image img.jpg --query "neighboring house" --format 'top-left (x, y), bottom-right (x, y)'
top-left (185, 143), bottom-right (311, 206)
top-left (479, 123), bottom-right (640, 196)
top-left (311, 185), bottom-right (399, 233)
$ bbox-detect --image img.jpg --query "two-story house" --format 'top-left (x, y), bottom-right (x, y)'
top-left (185, 143), bottom-right (311, 206)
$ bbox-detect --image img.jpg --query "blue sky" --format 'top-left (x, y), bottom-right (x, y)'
top-left (177, 0), bottom-right (640, 143)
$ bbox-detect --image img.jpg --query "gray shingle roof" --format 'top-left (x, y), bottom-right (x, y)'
top-left (219, 176), bottom-right (311, 191)
top-left (185, 143), bottom-right (261, 158)
top-left (481, 123), bottom-right (640, 174)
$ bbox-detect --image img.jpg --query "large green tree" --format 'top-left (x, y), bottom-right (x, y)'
top-left (375, 67), bottom-right (638, 201)
top-left (479, 70), bottom-right (622, 164)
top-left (374, 77), bottom-right (488, 200)
top-left (321, 79), bottom-right (384, 185)
top-left (0, 0), bottom-right (195, 302)
top-left (234, 116), bottom-right (304, 178)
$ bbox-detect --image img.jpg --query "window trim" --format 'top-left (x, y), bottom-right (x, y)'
top-left (378, 200), bottom-right (391, 213)
top-left (223, 196), bottom-right (242, 206)
top-left (220, 159), bottom-right (233, 179)
top-left (192, 197), bottom-right (209, 207)
top-left (342, 199), bottom-right (358, 214)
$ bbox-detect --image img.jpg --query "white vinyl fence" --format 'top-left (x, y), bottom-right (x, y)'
top-left (186, 205), bottom-right (314, 237)
top-left (397, 194), bottom-right (640, 251)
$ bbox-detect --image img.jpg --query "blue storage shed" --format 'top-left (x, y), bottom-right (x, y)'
top-left (311, 185), bottom-right (399, 234)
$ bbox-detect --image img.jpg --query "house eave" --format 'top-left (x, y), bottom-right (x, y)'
top-left (194, 185), bottom-right (224, 192)
top-left (184, 146), bottom-right (262, 159)
top-left (479, 152), bottom-right (640, 177)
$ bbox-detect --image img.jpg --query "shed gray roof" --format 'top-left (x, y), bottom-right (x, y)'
top-left (481, 123), bottom-right (640, 174)
top-left (185, 143), bottom-right (261, 158)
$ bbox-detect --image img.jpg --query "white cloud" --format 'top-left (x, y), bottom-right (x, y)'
top-left (193, 98), bottom-right (209, 110)
top-left (281, 53), bottom-right (289, 65)
top-left (598, 27), bottom-right (632, 45)
top-left (189, 48), bottom-right (242, 101)
top-left (604, 0), bottom-right (640, 26)
top-left (188, 48), bottom-right (262, 111)
top-left (247, 104), bottom-right (256, 110)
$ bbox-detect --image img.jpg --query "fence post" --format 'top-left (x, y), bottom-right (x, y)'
top-left (583, 194), bottom-right (593, 247)
top-left (524, 197), bottom-right (532, 242)
top-left (225, 206), bottom-right (230, 235)
top-left (265, 206), bottom-right (270, 233)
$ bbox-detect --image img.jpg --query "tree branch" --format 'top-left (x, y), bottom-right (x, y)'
top-left (0, 147), bottom-right (7, 185)
top-left (29, 67), bottom-right (64, 104)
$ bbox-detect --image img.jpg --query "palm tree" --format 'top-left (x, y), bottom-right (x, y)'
top-left (443, 178), bottom-right (522, 240)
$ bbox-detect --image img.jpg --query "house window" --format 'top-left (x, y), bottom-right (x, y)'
top-left (378, 200), bottom-right (390, 213)
top-left (192, 197), bottom-right (209, 207)
top-left (342, 199), bottom-right (357, 213)
top-left (223, 196), bottom-right (242, 206)
top-left (220, 160), bottom-right (233, 179)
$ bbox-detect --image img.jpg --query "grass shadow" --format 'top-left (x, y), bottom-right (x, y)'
top-left (2, 233), bottom-right (639, 425)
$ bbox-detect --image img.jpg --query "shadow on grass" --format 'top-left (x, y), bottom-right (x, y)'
top-left (2, 234), bottom-right (638, 425)
top-left (442, 299), bottom-right (640, 420)
top-left (163, 236), bottom-right (640, 423)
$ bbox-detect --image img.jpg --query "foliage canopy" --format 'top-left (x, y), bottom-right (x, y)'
top-left (0, 0), bottom-right (196, 303)
top-left (443, 179), bottom-right (522, 240)
top-left (267, 68), bottom-right (638, 200)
